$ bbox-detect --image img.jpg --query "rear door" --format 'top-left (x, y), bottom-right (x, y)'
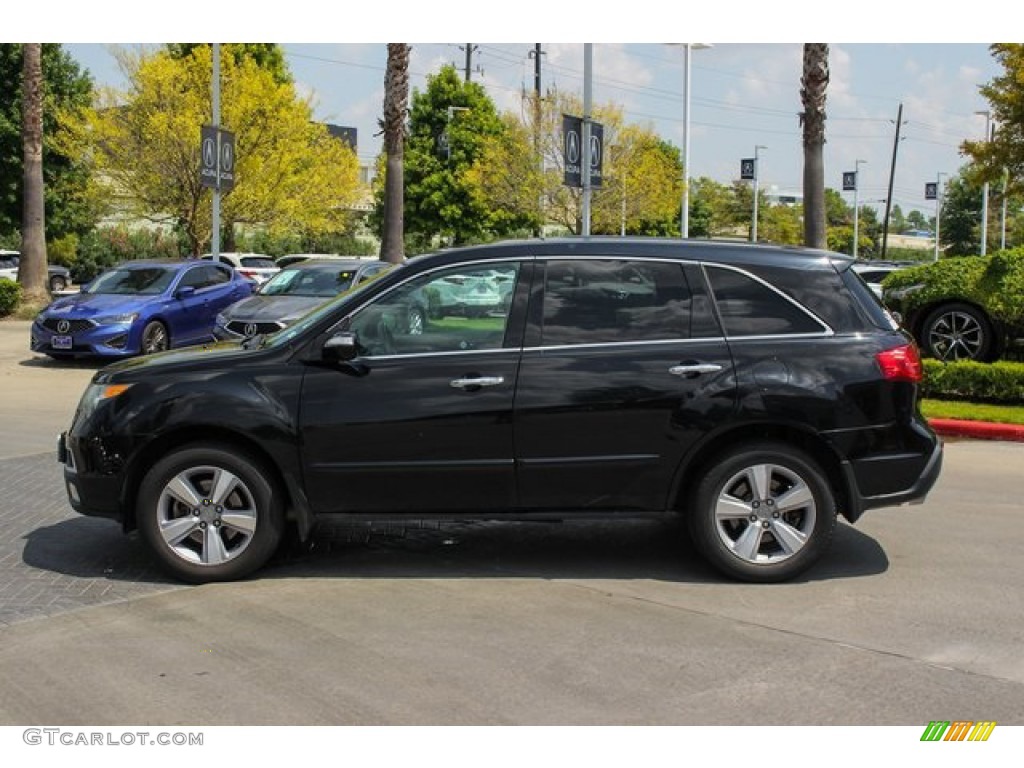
top-left (513, 257), bottom-right (736, 512)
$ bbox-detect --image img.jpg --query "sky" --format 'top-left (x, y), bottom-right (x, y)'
top-left (10, 3), bottom-right (1010, 219)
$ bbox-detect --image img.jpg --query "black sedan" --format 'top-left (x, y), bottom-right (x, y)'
top-left (214, 258), bottom-right (391, 340)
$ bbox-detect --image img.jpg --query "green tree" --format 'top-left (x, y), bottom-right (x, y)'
top-left (77, 46), bottom-right (360, 255)
top-left (0, 44), bottom-right (96, 242)
top-left (391, 65), bottom-right (508, 247)
top-left (889, 204), bottom-right (907, 233)
top-left (166, 44), bottom-right (290, 85)
top-left (824, 188), bottom-right (849, 227)
top-left (940, 171), bottom-right (983, 256)
top-left (800, 43), bottom-right (829, 248)
top-left (689, 177), bottom-right (743, 237)
top-left (962, 44), bottom-right (1024, 195)
top-left (760, 203), bottom-right (802, 245)
top-left (907, 209), bottom-right (930, 231)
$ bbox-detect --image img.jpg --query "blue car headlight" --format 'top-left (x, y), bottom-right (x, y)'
top-left (94, 312), bottom-right (139, 325)
top-left (215, 312), bottom-right (228, 327)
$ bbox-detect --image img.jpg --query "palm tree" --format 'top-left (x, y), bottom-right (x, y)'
top-left (380, 44), bottom-right (410, 264)
top-left (800, 44), bottom-right (829, 250)
top-left (20, 43), bottom-right (49, 304)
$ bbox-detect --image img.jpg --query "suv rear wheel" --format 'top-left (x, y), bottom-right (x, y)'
top-left (689, 442), bottom-right (837, 583)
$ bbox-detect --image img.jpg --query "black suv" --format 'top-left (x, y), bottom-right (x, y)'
top-left (58, 238), bottom-right (942, 583)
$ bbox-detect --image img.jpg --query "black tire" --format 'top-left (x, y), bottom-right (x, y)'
top-left (920, 302), bottom-right (995, 362)
top-left (137, 444), bottom-right (285, 583)
top-left (140, 320), bottom-right (169, 355)
top-left (688, 442), bottom-right (836, 583)
top-left (50, 275), bottom-right (67, 292)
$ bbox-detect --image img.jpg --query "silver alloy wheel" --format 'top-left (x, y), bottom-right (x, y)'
top-left (142, 322), bottom-right (168, 354)
top-left (155, 465), bottom-right (258, 566)
top-left (714, 463), bottom-right (817, 565)
top-left (927, 310), bottom-right (985, 361)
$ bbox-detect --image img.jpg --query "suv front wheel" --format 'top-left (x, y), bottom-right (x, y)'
top-left (689, 442), bottom-right (837, 583)
top-left (137, 444), bottom-right (285, 583)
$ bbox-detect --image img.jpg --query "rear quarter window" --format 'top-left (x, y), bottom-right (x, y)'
top-left (705, 266), bottom-right (827, 337)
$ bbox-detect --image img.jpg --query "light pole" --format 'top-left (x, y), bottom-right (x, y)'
top-left (442, 106), bottom-right (470, 163)
top-left (976, 110), bottom-right (991, 255)
top-left (752, 145), bottom-right (766, 242)
top-left (853, 159), bottom-right (866, 259)
top-left (934, 172), bottom-right (947, 262)
top-left (673, 43), bottom-right (711, 239)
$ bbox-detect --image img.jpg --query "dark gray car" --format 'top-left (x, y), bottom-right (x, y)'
top-left (214, 259), bottom-right (391, 339)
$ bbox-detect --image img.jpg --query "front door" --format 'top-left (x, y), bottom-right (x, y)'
top-left (299, 260), bottom-right (526, 515)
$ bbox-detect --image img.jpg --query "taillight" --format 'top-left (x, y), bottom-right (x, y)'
top-left (238, 269), bottom-right (256, 279)
top-left (876, 344), bottom-right (923, 382)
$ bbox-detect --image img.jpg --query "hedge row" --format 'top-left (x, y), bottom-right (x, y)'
top-left (921, 359), bottom-right (1024, 404)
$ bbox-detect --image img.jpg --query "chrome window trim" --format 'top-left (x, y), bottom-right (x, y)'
top-left (351, 347), bottom-right (523, 362)
top-left (523, 337), bottom-right (725, 353)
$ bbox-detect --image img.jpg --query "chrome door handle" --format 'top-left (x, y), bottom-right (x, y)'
top-left (450, 376), bottom-right (505, 389)
top-left (669, 363), bottom-right (723, 377)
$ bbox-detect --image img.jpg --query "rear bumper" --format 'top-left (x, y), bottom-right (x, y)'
top-left (842, 437), bottom-right (943, 522)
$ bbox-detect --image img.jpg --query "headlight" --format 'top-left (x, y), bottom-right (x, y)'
top-left (94, 312), bottom-right (139, 325)
top-left (75, 382), bottom-right (133, 424)
top-left (215, 312), bottom-right (228, 327)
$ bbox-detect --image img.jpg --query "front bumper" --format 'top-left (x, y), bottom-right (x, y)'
top-left (33, 320), bottom-right (138, 358)
top-left (58, 431), bottom-right (127, 523)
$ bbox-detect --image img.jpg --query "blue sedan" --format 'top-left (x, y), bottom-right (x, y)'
top-left (31, 260), bottom-right (252, 359)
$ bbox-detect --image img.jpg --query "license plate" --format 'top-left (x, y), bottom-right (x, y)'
top-left (52, 335), bottom-right (73, 350)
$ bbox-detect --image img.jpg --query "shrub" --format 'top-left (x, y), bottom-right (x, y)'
top-left (882, 247), bottom-right (1024, 326)
top-left (73, 227), bottom-right (186, 283)
top-left (922, 358), bottom-right (1024, 404)
top-left (0, 279), bottom-right (22, 315)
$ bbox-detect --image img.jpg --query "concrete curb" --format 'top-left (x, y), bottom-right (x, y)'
top-left (929, 418), bottom-right (1024, 442)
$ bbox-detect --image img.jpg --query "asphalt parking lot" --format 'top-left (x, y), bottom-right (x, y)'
top-left (1, 318), bottom-right (1023, 726)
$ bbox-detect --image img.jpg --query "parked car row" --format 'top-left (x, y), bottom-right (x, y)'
top-left (0, 250), bottom-right (73, 292)
top-left (30, 255), bottom-right (534, 360)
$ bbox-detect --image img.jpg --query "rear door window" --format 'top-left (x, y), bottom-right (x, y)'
top-left (539, 259), bottom-right (694, 346)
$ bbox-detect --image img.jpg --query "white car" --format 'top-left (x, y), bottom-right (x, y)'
top-left (201, 252), bottom-right (280, 286)
top-left (851, 261), bottom-right (915, 298)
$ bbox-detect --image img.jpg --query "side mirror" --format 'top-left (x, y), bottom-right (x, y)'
top-left (323, 331), bottom-right (358, 362)
top-left (175, 285), bottom-right (196, 300)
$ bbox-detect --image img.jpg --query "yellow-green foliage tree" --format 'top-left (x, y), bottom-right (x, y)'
top-left (469, 90), bottom-right (682, 235)
top-left (77, 46), bottom-right (360, 254)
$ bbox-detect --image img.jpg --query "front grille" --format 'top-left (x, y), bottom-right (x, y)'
top-left (226, 320), bottom-right (284, 336)
top-left (42, 318), bottom-right (95, 333)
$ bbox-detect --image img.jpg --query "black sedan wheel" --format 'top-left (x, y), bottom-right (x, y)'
top-left (137, 444), bottom-right (285, 583)
top-left (689, 442), bottom-right (836, 583)
top-left (921, 303), bottom-right (994, 362)
top-left (140, 320), bottom-right (169, 355)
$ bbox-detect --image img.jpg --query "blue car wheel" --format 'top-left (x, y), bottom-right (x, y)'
top-left (141, 320), bottom-right (169, 355)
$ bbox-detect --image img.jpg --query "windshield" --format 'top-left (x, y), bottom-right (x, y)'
top-left (86, 266), bottom-right (176, 295)
top-left (261, 262), bottom-right (402, 348)
top-left (259, 266), bottom-right (357, 298)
